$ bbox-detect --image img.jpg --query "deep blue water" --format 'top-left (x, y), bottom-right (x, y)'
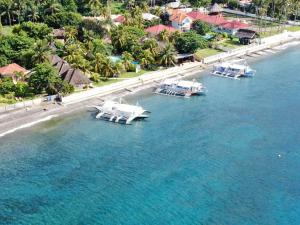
top-left (1, 46), bottom-right (300, 225)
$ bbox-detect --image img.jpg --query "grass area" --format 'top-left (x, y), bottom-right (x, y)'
top-left (93, 79), bottom-right (120, 87)
top-left (259, 29), bottom-right (282, 38)
top-left (286, 26), bottom-right (300, 32)
top-left (0, 96), bottom-right (17, 106)
top-left (110, 2), bottom-right (125, 14)
top-left (119, 70), bottom-right (147, 78)
top-left (1, 26), bottom-right (13, 35)
top-left (195, 48), bottom-right (223, 60)
top-left (219, 38), bottom-right (242, 49)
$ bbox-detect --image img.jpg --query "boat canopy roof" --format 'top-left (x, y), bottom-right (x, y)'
top-left (215, 62), bottom-right (248, 70)
top-left (163, 79), bottom-right (203, 88)
top-left (103, 101), bottom-right (145, 113)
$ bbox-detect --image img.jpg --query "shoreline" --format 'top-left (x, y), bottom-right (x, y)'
top-left (0, 31), bottom-right (300, 138)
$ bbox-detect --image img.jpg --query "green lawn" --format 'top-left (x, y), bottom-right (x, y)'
top-left (195, 48), bottom-right (223, 60)
top-left (92, 70), bottom-right (148, 87)
top-left (93, 79), bottom-right (121, 87)
top-left (219, 38), bottom-right (242, 49)
top-left (259, 29), bottom-right (283, 38)
top-left (0, 96), bottom-right (17, 106)
top-left (119, 70), bottom-right (147, 78)
top-left (286, 26), bottom-right (300, 32)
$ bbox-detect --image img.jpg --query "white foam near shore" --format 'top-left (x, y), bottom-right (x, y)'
top-left (0, 115), bottom-right (58, 138)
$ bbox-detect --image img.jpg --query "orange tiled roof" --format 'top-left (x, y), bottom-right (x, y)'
top-left (0, 63), bottom-right (28, 76)
top-left (170, 12), bottom-right (192, 23)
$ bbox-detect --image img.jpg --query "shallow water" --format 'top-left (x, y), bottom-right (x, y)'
top-left (1, 46), bottom-right (300, 225)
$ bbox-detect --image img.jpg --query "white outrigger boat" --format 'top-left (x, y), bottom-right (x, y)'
top-left (154, 78), bottom-right (206, 97)
top-left (211, 59), bottom-right (255, 79)
top-left (93, 100), bottom-right (149, 124)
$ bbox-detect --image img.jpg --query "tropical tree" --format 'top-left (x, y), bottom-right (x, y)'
top-left (159, 29), bottom-right (170, 42)
top-left (93, 52), bottom-right (105, 73)
top-left (28, 62), bottom-right (62, 95)
top-left (44, 0), bottom-right (62, 15)
top-left (142, 38), bottom-right (159, 57)
top-left (159, 43), bottom-right (177, 67)
top-left (27, 5), bottom-right (40, 22)
top-left (32, 39), bottom-right (52, 64)
top-left (192, 20), bottom-right (212, 35)
top-left (139, 49), bottom-right (155, 69)
top-left (121, 51), bottom-right (134, 71)
top-left (99, 56), bottom-right (116, 78)
top-left (0, 0), bottom-right (16, 25)
top-left (174, 31), bottom-right (207, 53)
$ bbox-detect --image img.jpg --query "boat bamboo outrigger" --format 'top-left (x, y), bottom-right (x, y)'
top-left (93, 100), bottom-right (149, 124)
top-left (211, 59), bottom-right (255, 79)
top-left (154, 78), bottom-right (206, 97)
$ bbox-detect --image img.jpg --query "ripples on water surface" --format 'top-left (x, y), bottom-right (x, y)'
top-left (1, 46), bottom-right (300, 225)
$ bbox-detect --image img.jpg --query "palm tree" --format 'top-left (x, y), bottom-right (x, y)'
top-left (93, 53), bottom-right (105, 73)
top-left (44, 0), bottom-right (61, 15)
top-left (121, 51), bottom-right (134, 71)
top-left (100, 57), bottom-right (115, 78)
top-left (159, 29), bottom-right (170, 42)
top-left (32, 39), bottom-right (52, 64)
top-left (88, 0), bottom-right (102, 16)
top-left (65, 26), bottom-right (78, 44)
top-left (139, 49), bottom-right (154, 69)
top-left (159, 43), bottom-right (177, 67)
top-left (143, 38), bottom-right (159, 57)
top-left (0, 0), bottom-right (15, 25)
top-left (27, 5), bottom-right (40, 22)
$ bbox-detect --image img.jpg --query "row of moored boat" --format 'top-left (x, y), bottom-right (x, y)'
top-left (92, 59), bottom-right (255, 124)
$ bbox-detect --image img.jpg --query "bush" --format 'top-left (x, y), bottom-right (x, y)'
top-left (0, 78), bottom-right (15, 95)
top-left (45, 12), bottom-right (83, 28)
top-left (14, 82), bottom-right (30, 97)
top-left (174, 31), bottom-right (207, 54)
top-left (13, 22), bottom-right (52, 40)
top-left (192, 20), bottom-right (212, 35)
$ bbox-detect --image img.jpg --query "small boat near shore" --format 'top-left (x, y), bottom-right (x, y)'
top-left (154, 78), bottom-right (206, 97)
top-left (93, 100), bottom-right (149, 124)
top-left (211, 59), bottom-right (255, 79)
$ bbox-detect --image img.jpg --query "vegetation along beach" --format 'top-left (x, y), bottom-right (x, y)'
top-left (0, 0), bottom-right (300, 224)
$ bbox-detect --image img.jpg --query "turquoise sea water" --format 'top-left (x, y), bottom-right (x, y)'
top-left (1, 46), bottom-right (300, 225)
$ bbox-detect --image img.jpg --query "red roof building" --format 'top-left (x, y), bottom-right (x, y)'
top-left (220, 20), bottom-right (249, 30)
top-left (145, 25), bottom-right (178, 35)
top-left (201, 15), bottom-right (227, 25)
top-left (187, 11), bottom-right (209, 21)
top-left (114, 15), bottom-right (125, 24)
top-left (0, 63), bottom-right (29, 83)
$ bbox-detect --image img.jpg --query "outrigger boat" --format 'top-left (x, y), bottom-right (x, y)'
top-left (211, 59), bottom-right (255, 79)
top-left (93, 100), bottom-right (149, 124)
top-left (154, 78), bottom-right (206, 97)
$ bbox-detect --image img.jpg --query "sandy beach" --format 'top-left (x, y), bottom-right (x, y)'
top-left (0, 30), bottom-right (300, 138)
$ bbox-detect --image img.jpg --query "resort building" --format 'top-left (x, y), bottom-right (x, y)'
top-left (50, 55), bottom-right (91, 87)
top-left (113, 15), bottom-right (125, 25)
top-left (187, 11), bottom-right (209, 21)
top-left (0, 63), bottom-right (29, 84)
top-left (170, 12), bottom-right (193, 31)
top-left (235, 29), bottom-right (258, 44)
top-left (145, 24), bottom-right (178, 36)
top-left (218, 20), bottom-right (249, 35)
